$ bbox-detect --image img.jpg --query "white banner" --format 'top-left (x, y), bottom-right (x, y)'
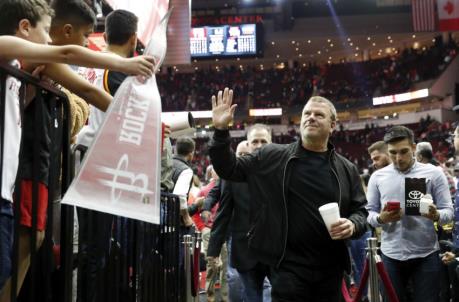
top-left (105, 0), bottom-right (169, 45)
top-left (61, 11), bottom-right (172, 224)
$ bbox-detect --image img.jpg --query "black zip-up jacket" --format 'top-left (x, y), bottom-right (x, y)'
top-left (209, 129), bottom-right (368, 271)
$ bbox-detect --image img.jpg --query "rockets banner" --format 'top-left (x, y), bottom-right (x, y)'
top-left (61, 11), bottom-right (172, 224)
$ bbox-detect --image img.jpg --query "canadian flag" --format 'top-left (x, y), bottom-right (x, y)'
top-left (438, 0), bottom-right (459, 31)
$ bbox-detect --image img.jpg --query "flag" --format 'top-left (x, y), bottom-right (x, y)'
top-left (412, 0), bottom-right (436, 32)
top-left (438, 0), bottom-right (459, 31)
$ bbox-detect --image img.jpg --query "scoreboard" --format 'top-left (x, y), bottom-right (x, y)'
top-left (190, 24), bottom-right (262, 58)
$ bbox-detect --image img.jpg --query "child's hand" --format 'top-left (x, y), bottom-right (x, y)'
top-left (123, 55), bottom-right (154, 77)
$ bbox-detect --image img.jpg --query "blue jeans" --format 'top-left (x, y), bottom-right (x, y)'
top-left (0, 199), bottom-right (13, 292)
top-left (349, 231), bottom-right (370, 286)
top-left (238, 262), bottom-right (271, 302)
top-left (227, 237), bottom-right (245, 301)
top-left (381, 252), bottom-right (441, 302)
top-left (228, 264), bottom-right (245, 301)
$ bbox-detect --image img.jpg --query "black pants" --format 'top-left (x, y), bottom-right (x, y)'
top-left (270, 266), bottom-right (343, 302)
top-left (76, 209), bottom-right (113, 302)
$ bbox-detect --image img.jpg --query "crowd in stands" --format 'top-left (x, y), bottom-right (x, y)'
top-left (158, 37), bottom-right (458, 112)
top-left (188, 118), bottom-right (457, 180)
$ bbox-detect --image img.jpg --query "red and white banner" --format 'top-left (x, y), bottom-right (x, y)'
top-left (105, 0), bottom-right (190, 65)
top-left (105, 0), bottom-right (169, 46)
top-left (61, 12), bottom-right (172, 224)
top-left (412, 0), bottom-right (436, 32)
top-left (438, 0), bottom-right (459, 31)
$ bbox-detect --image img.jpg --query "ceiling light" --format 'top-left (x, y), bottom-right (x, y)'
top-left (367, 37), bottom-right (371, 40)
top-left (372, 42), bottom-right (376, 46)
top-left (307, 40), bottom-right (311, 44)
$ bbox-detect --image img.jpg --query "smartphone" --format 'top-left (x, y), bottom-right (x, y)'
top-left (386, 201), bottom-right (400, 211)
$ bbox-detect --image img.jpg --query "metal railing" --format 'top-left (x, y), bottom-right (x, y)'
top-left (0, 62), bottom-right (71, 302)
top-left (0, 63), bottom-right (186, 302)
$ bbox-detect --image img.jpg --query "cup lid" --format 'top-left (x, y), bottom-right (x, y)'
top-left (319, 203), bottom-right (339, 212)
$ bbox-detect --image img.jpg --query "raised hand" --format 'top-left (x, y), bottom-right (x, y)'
top-left (122, 55), bottom-right (155, 77)
top-left (211, 87), bottom-right (236, 130)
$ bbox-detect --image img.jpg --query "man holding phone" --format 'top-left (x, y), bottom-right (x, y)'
top-left (366, 126), bottom-right (453, 302)
top-left (386, 201), bottom-right (400, 212)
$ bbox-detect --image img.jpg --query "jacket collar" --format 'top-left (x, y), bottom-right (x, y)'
top-left (293, 139), bottom-right (336, 158)
top-left (173, 155), bottom-right (189, 165)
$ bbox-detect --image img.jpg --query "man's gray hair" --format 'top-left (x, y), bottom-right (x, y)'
top-left (306, 96), bottom-right (337, 121)
top-left (247, 124), bottom-right (272, 140)
top-left (416, 141), bottom-right (433, 161)
top-left (416, 142), bottom-right (433, 153)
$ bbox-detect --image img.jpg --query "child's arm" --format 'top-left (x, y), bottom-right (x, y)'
top-left (0, 36), bottom-right (154, 77)
top-left (43, 63), bottom-right (112, 111)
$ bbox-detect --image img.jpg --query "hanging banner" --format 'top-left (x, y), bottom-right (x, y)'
top-left (105, 0), bottom-right (190, 65)
top-left (105, 0), bottom-right (169, 45)
top-left (61, 11), bottom-right (172, 224)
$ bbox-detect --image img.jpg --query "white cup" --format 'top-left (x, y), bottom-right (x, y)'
top-left (419, 194), bottom-right (433, 215)
top-left (319, 203), bottom-right (340, 231)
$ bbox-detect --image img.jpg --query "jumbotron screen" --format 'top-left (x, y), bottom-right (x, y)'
top-left (190, 24), bottom-right (262, 58)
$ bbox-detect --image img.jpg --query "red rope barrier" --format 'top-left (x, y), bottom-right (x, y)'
top-left (341, 256), bottom-right (399, 302)
top-left (376, 261), bottom-right (399, 302)
top-left (352, 258), bottom-right (369, 302)
top-left (192, 247), bottom-right (200, 296)
top-left (341, 279), bottom-right (353, 302)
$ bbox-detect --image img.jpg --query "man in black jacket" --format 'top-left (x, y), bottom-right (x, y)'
top-left (209, 88), bottom-right (368, 301)
top-left (207, 130), bottom-right (273, 302)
